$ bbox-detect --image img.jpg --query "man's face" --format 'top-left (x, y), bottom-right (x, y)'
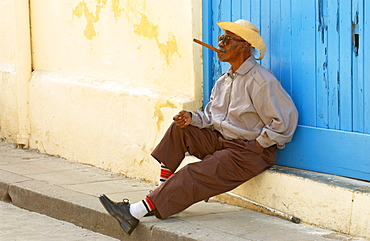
top-left (217, 31), bottom-right (249, 63)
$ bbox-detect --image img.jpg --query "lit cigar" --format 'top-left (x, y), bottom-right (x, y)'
top-left (193, 38), bottom-right (221, 53)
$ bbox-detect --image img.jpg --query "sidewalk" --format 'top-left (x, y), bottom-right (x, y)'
top-left (0, 140), bottom-right (367, 241)
top-left (0, 201), bottom-right (118, 241)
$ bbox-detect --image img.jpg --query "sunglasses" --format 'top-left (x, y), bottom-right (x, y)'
top-left (218, 35), bottom-right (246, 45)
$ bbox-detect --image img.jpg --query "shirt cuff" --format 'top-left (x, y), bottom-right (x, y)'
top-left (190, 112), bottom-right (201, 127)
top-left (256, 135), bottom-right (273, 148)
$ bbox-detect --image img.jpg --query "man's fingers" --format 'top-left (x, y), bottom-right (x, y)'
top-left (178, 110), bottom-right (186, 116)
top-left (173, 114), bottom-right (181, 121)
top-left (173, 111), bottom-right (191, 128)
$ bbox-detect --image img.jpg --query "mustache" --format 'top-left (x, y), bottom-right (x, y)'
top-left (218, 47), bottom-right (226, 53)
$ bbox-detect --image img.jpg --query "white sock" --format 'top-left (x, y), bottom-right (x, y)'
top-left (129, 201), bottom-right (148, 220)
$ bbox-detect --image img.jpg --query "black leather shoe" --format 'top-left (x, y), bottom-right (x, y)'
top-left (99, 194), bottom-right (139, 235)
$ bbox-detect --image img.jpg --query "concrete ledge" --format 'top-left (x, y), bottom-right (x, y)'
top-left (214, 166), bottom-right (370, 239)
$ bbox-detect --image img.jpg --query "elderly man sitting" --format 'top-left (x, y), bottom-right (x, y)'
top-left (99, 19), bottom-right (298, 235)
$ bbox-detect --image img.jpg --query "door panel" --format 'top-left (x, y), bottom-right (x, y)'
top-left (202, 0), bottom-right (370, 181)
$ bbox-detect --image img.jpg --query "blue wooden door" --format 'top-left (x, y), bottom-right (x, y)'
top-left (202, 0), bottom-right (370, 181)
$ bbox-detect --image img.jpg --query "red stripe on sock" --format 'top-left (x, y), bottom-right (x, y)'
top-left (161, 173), bottom-right (172, 179)
top-left (161, 169), bottom-right (173, 174)
top-left (144, 197), bottom-right (156, 211)
top-left (160, 169), bottom-right (173, 179)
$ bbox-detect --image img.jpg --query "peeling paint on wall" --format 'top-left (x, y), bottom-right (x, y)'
top-left (154, 100), bottom-right (177, 131)
top-left (72, 1), bottom-right (106, 40)
top-left (134, 13), bottom-right (180, 64)
top-left (111, 0), bottom-right (124, 19)
top-left (158, 33), bottom-right (179, 65)
top-left (72, 0), bottom-right (180, 64)
top-left (134, 13), bottom-right (158, 39)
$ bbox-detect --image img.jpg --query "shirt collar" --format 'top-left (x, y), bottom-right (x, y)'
top-left (227, 55), bottom-right (257, 76)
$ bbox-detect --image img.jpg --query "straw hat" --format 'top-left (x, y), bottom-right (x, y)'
top-left (217, 19), bottom-right (266, 60)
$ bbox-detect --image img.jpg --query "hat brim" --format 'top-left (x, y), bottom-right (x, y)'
top-left (217, 21), bottom-right (266, 60)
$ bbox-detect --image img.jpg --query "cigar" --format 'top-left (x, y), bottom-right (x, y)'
top-left (193, 38), bottom-right (221, 53)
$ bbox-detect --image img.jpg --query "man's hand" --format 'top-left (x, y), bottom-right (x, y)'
top-left (173, 110), bottom-right (192, 128)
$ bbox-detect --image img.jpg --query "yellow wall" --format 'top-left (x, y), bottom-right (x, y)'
top-left (0, 0), bottom-right (31, 144)
top-left (0, 0), bottom-right (16, 141)
top-left (0, 0), bottom-right (203, 182)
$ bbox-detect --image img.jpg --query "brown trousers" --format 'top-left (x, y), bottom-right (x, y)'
top-left (147, 122), bottom-right (277, 219)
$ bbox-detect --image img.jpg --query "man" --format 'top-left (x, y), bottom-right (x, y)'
top-left (99, 19), bottom-right (298, 235)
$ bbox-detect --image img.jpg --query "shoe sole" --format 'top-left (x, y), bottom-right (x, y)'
top-left (99, 195), bottom-right (136, 235)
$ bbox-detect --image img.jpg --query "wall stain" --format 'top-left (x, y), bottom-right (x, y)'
top-left (72, 1), bottom-right (107, 40)
top-left (72, 0), bottom-right (180, 64)
top-left (111, 0), bottom-right (124, 19)
top-left (154, 101), bottom-right (177, 131)
top-left (158, 33), bottom-right (179, 65)
top-left (134, 13), bottom-right (180, 64)
top-left (134, 13), bottom-right (158, 39)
